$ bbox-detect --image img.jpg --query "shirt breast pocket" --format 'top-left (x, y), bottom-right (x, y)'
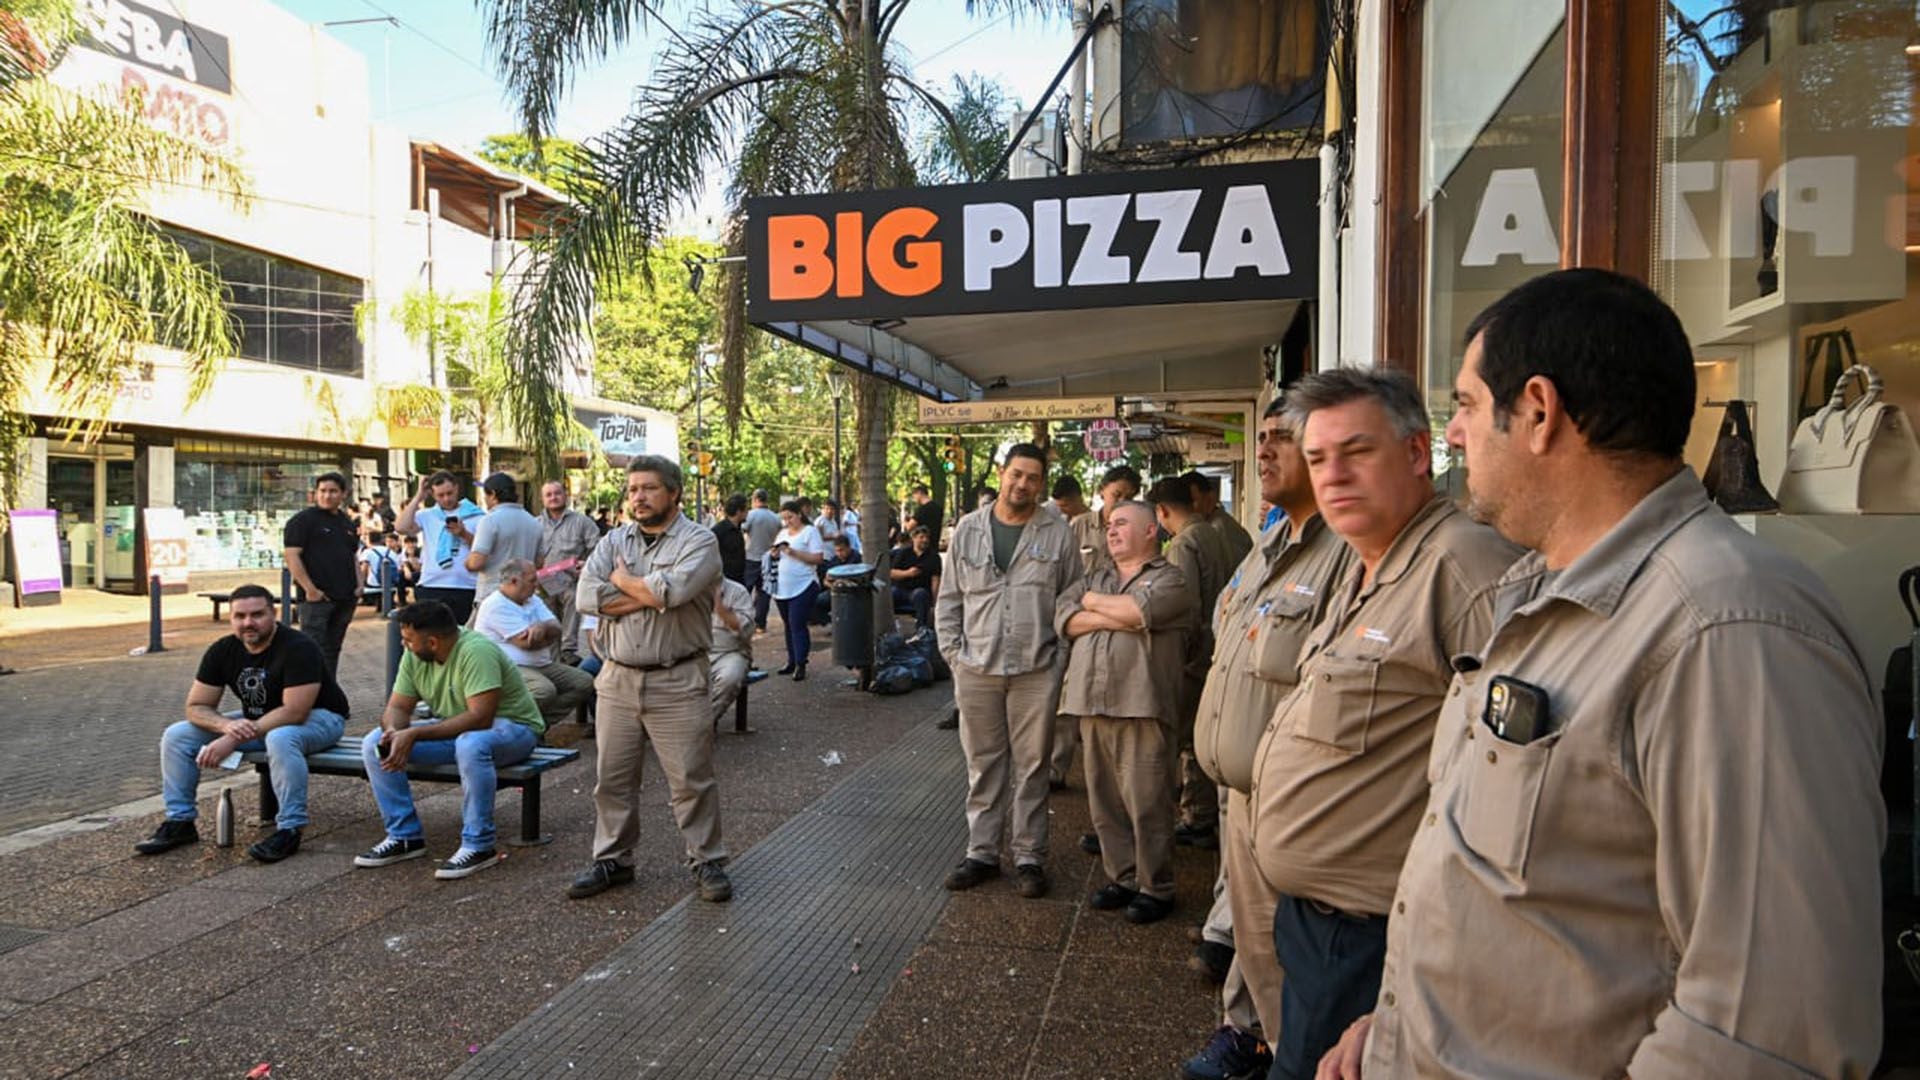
top-left (1012, 544), bottom-right (1058, 588)
top-left (1250, 592), bottom-right (1316, 684)
top-left (1456, 722), bottom-right (1560, 879)
top-left (1292, 654), bottom-right (1376, 755)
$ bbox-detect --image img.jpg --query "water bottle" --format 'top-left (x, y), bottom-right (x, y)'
top-left (216, 788), bottom-right (234, 848)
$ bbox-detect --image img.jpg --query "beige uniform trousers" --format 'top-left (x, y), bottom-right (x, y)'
top-left (590, 658), bottom-right (727, 866)
top-left (1222, 787), bottom-right (1284, 1039)
top-left (954, 666), bottom-right (1057, 865)
top-left (1080, 715), bottom-right (1177, 900)
top-left (1047, 650), bottom-right (1077, 784)
top-left (520, 660), bottom-right (597, 729)
top-left (543, 581), bottom-right (583, 664)
top-left (708, 652), bottom-right (749, 726)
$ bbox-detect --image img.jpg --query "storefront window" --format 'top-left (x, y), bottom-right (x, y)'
top-left (1654, 0), bottom-right (1916, 485)
top-left (166, 228), bottom-right (366, 378)
top-left (1421, 19), bottom-right (1568, 488)
top-left (173, 439), bottom-right (342, 571)
top-left (1119, 0), bottom-right (1325, 144)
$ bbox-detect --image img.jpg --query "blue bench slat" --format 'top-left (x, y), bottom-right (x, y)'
top-left (238, 737), bottom-right (577, 783)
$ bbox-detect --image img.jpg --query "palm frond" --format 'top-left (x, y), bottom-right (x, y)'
top-left (481, 0), bottom-right (667, 141)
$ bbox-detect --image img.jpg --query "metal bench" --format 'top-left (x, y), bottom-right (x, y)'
top-left (238, 736), bottom-right (580, 846)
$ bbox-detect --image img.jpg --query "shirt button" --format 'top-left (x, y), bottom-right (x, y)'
top-left (1396, 901), bottom-right (1406, 915)
top-left (1425, 813), bottom-right (1436, 827)
top-left (1383, 991), bottom-right (1396, 1007)
top-left (1486, 749), bottom-right (1498, 764)
top-left (1450, 683), bottom-right (1460, 696)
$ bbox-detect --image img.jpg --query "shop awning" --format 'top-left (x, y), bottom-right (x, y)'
top-left (746, 161), bottom-right (1320, 402)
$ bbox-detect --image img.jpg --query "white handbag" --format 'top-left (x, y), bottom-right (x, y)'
top-left (1777, 364), bottom-right (1920, 514)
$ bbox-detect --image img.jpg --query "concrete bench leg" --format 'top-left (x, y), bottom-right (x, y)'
top-left (732, 679), bottom-right (754, 735)
top-left (254, 763), bottom-right (278, 825)
top-left (506, 777), bottom-right (551, 847)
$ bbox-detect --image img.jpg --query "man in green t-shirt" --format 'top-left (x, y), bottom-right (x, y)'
top-left (353, 600), bottom-right (543, 879)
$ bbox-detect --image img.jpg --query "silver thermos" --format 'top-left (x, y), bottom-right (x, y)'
top-left (215, 788), bottom-right (234, 848)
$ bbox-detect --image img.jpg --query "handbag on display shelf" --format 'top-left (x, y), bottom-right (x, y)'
top-left (1776, 362), bottom-right (1920, 515)
top-left (1701, 399), bottom-right (1778, 514)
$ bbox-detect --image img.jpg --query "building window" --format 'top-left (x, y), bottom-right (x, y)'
top-left (1420, 10), bottom-right (1567, 487)
top-left (166, 228), bottom-right (366, 378)
top-left (1119, 0), bottom-right (1325, 144)
top-left (1653, 0), bottom-right (1917, 484)
top-left (172, 438), bottom-right (343, 572)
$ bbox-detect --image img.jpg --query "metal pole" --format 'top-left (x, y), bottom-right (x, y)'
top-left (695, 354), bottom-right (706, 521)
top-left (280, 566), bottom-right (293, 626)
top-left (832, 391), bottom-right (843, 505)
top-left (146, 574), bottom-right (165, 653)
top-left (385, 610), bottom-right (402, 697)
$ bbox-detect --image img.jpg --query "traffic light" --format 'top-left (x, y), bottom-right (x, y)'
top-left (941, 434), bottom-right (963, 472)
top-left (697, 451), bottom-right (716, 476)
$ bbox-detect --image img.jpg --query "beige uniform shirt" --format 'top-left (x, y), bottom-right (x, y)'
top-left (576, 515), bottom-right (722, 669)
top-left (1247, 495), bottom-right (1520, 916)
top-left (538, 507), bottom-right (602, 599)
top-left (709, 578), bottom-right (755, 660)
top-left (1365, 471), bottom-right (1884, 1079)
top-left (1055, 557), bottom-right (1195, 724)
top-left (1206, 506), bottom-right (1255, 572)
top-left (1165, 519), bottom-right (1232, 676)
top-left (935, 505), bottom-right (1084, 677)
top-left (1194, 515), bottom-right (1354, 793)
top-left (1070, 509), bottom-right (1110, 578)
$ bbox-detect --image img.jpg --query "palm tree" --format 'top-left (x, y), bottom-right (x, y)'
top-left (0, 1), bottom-right (246, 515)
top-left (378, 286), bottom-right (517, 480)
top-left (481, 0), bottom-right (1056, 557)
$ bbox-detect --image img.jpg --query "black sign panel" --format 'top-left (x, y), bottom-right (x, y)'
top-left (746, 160), bottom-right (1319, 323)
top-left (81, 0), bottom-right (232, 95)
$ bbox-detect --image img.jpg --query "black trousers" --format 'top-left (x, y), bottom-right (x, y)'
top-left (743, 562), bottom-right (771, 630)
top-left (1268, 894), bottom-right (1389, 1080)
top-left (296, 598), bottom-right (354, 676)
top-left (412, 586), bottom-right (475, 627)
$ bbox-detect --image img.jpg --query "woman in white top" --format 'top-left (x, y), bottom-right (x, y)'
top-left (770, 500), bottom-right (826, 680)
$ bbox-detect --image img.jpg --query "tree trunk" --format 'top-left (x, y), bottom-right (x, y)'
top-left (854, 371), bottom-right (891, 554)
top-left (475, 404), bottom-right (492, 482)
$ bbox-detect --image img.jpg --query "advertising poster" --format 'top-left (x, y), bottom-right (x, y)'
top-left (9, 509), bottom-right (63, 605)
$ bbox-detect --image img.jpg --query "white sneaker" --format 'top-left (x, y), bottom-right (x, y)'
top-left (434, 847), bottom-right (498, 880)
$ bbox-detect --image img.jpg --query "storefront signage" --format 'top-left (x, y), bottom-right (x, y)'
top-left (916, 396), bottom-right (1114, 425)
top-left (80, 0), bottom-right (231, 94)
top-left (1084, 418), bottom-right (1127, 463)
top-left (1186, 434), bottom-right (1241, 465)
top-left (119, 66), bottom-right (230, 147)
top-left (9, 509), bottom-right (63, 603)
top-left (747, 161), bottom-right (1320, 322)
top-left (144, 507), bottom-right (190, 587)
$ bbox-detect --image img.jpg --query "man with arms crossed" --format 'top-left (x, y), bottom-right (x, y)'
top-left (567, 456), bottom-right (732, 904)
top-left (1056, 500), bottom-right (1194, 924)
top-left (537, 478), bottom-right (603, 665)
top-left (1246, 368), bottom-right (1520, 1078)
top-left (398, 471), bottom-right (482, 625)
top-left (1316, 270), bottom-right (1884, 1080)
top-left (138, 584), bottom-right (350, 864)
top-left (283, 470), bottom-right (359, 675)
top-left (354, 600), bottom-right (544, 879)
top-left (935, 444), bottom-right (1084, 900)
top-left (1180, 401), bottom-right (1354, 1080)
top-left (1056, 463), bottom-right (1143, 792)
top-left (476, 559), bottom-right (596, 730)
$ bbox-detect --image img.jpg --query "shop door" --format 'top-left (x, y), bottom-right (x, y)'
top-left (103, 459), bottom-right (137, 587)
top-left (46, 455), bottom-right (96, 587)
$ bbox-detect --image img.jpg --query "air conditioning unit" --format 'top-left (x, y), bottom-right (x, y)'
top-left (1007, 109), bottom-right (1066, 180)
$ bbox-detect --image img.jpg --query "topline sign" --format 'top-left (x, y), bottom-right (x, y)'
top-left (746, 160), bottom-right (1319, 323)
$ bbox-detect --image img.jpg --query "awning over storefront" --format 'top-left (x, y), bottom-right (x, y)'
top-left (746, 161), bottom-right (1319, 401)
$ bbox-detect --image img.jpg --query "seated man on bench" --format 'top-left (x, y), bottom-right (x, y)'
top-left (709, 576), bottom-right (755, 725)
top-left (475, 558), bottom-right (595, 730)
top-left (137, 584), bottom-right (350, 863)
top-left (354, 600), bottom-right (545, 880)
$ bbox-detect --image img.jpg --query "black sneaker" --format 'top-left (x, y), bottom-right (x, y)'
top-left (1078, 831), bottom-right (1101, 855)
top-left (1047, 777), bottom-right (1068, 793)
top-left (943, 858), bottom-right (999, 891)
top-left (935, 710), bottom-right (959, 731)
top-left (1089, 883), bottom-right (1137, 910)
top-left (1189, 940), bottom-right (1234, 984)
top-left (133, 819), bottom-right (198, 856)
top-left (1174, 821), bottom-right (1220, 850)
top-left (1181, 1024), bottom-right (1273, 1080)
top-left (435, 847), bottom-right (498, 880)
top-left (1125, 892), bottom-right (1174, 924)
top-left (247, 828), bottom-right (301, 864)
top-left (693, 861), bottom-right (733, 903)
top-left (354, 836), bottom-right (427, 868)
top-left (567, 859), bottom-right (634, 899)
top-left (1015, 863), bottom-right (1049, 899)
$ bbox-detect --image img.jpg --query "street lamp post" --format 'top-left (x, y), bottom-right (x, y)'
top-left (695, 346), bottom-right (718, 521)
top-left (825, 367), bottom-right (848, 506)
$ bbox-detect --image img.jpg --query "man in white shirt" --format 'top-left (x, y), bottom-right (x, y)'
top-left (397, 470), bottom-right (482, 625)
top-left (475, 558), bottom-right (595, 729)
top-left (357, 531), bottom-right (408, 606)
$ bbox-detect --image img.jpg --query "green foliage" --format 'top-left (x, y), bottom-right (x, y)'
top-left (0, 3), bottom-right (248, 516)
top-left (473, 132), bottom-right (588, 195)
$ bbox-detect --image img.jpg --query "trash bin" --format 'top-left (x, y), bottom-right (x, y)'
top-left (827, 562), bottom-right (876, 669)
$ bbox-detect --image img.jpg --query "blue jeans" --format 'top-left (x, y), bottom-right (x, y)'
top-left (1268, 895), bottom-right (1389, 1080)
top-left (160, 710), bottom-right (346, 831)
top-left (775, 582), bottom-right (819, 670)
top-left (359, 719), bottom-right (536, 851)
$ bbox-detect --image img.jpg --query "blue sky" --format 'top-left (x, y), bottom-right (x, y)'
top-left (276, 1), bottom-right (1076, 149)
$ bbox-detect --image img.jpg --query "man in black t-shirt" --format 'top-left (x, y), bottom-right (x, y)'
top-left (712, 494), bottom-right (748, 584)
top-left (887, 526), bottom-right (942, 629)
top-left (136, 584), bottom-right (351, 864)
top-left (909, 484), bottom-right (944, 552)
top-left (283, 470), bottom-right (360, 675)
